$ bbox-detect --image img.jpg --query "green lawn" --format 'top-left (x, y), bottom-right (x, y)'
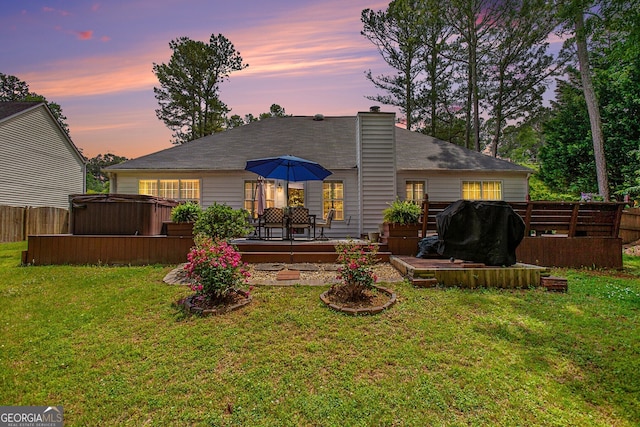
top-left (1, 241), bottom-right (638, 426)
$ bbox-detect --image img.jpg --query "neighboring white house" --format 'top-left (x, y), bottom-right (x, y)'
top-left (0, 102), bottom-right (86, 209)
top-left (105, 109), bottom-right (532, 237)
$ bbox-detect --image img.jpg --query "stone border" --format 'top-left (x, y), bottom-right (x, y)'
top-left (319, 285), bottom-right (396, 316)
top-left (178, 290), bottom-right (252, 316)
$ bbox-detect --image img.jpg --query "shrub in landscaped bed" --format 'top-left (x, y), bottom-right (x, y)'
top-left (329, 240), bottom-right (379, 302)
top-left (184, 237), bottom-right (251, 302)
top-left (193, 202), bottom-right (253, 240)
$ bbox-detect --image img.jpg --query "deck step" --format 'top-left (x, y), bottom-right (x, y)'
top-left (540, 276), bottom-right (568, 292)
top-left (412, 278), bottom-right (438, 288)
top-left (239, 251), bottom-right (391, 264)
top-left (237, 242), bottom-right (388, 253)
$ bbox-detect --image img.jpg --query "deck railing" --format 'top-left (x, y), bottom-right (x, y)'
top-left (420, 198), bottom-right (625, 239)
top-left (418, 197), bottom-right (625, 268)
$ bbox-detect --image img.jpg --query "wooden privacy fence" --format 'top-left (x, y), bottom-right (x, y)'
top-left (0, 205), bottom-right (69, 242)
top-left (620, 207), bottom-right (640, 244)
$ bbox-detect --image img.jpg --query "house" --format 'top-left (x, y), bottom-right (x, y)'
top-left (105, 109), bottom-right (532, 237)
top-left (0, 102), bottom-right (86, 209)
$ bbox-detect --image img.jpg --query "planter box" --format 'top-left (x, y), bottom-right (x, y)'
top-left (382, 223), bottom-right (420, 238)
top-left (163, 221), bottom-right (194, 237)
top-left (381, 223), bottom-right (420, 255)
top-left (383, 222), bottom-right (420, 237)
top-left (385, 236), bottom-right (420, 256)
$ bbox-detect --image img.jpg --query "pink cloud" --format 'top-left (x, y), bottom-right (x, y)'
top-left (100, 36), bottom-right (111, 42)
top-left (76, 30), bottom-right (93, 40)
top-left (92, 3), bottom-right (101, 12)
top-left (20, 53), bottom-right (162, 98)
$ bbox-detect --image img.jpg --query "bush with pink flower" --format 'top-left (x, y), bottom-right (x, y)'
top-left (184, 236), bottom-right (250, 301)
top-left (332, 240), bottom-right (378, 302)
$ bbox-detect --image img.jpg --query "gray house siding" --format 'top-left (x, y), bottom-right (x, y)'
top-left (0, 104), bottom-right (85, 209)
top-left (357, 112), bottom-right (396, 235)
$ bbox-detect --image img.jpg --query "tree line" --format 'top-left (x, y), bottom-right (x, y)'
top-left (360, 0), bottom-right (639, 202)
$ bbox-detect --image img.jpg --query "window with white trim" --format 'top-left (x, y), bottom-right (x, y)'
top-left (138, 180), bottom-right (158, 196)
top-left (462, 181), bottom-right (503, 200)
top-left (180, 180), bottom-right (200, 200)
top-left (244, 180), bottom-right (275, 218)
top-left (405, 181), bottom-right (425, 204)
top-left (138, 179), bottom-right (200, 202)
top-left (159, 180), bottom-right (179, 199)
top-left (323, 181), bottom-right (344, 220)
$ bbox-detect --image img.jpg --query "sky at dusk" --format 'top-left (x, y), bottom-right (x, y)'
top-left (2, 0), bottom-right (396, 158)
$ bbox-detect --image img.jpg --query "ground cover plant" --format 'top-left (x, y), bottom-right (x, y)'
top-left (1, 241), bottom-right (638, 426)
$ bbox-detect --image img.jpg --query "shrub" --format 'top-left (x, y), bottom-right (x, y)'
top-left (332, 240), bottom-right (378, 302)
top-left (193, 203), bottom-right (253, 240)
top-left (184, 237), bottom-right (250, 300)
top-left (170, 202), bottom-right (201, 223)
top-left (382, 199), bottom-right (421, 224)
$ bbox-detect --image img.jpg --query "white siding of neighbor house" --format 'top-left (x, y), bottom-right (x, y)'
top-left (0, 105), bottom-right (85, 209)
top-left (357, 111), bottom-right (397, 235)
top-left (396, 171), bottom-right (530, 202)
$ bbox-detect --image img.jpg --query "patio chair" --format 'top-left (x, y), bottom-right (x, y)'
top-left (315, 208), bottom-right (335, 240)
top-left (260, 207), bottom-right (285, 239)
top-left (288, 207), bottom-right (314, 239)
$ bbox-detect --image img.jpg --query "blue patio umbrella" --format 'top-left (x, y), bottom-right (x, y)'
top-left (244, 155), bottom-right (332, 205)
top-left (245, 155), bottom-right (332, 182)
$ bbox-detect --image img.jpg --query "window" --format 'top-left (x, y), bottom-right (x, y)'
top-left (159, 180), bottom-right (179, 199)
top-left (244, 180), bottom-right (275, 217)
top-left (462, 181), bottom-right (503, 200)
top-left (180, 180), bottom-right (200, 200)
top-left (139, 180), bottom-right (157, 196)
top-left (138, 179), bottom-right (200, 202)
top-left (405, 181), bottom-right (425, 204)
top-left (323, 181), bottom-right (344, 220)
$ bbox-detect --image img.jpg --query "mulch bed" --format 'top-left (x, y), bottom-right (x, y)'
top-left (320, 285), bottom-right (396, 315)
top-left (176, 290), bottom-right (252, 316)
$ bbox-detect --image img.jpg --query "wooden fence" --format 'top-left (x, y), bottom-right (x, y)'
top-left (620, 207), bottom-right (640, 244)
top-left (0, 205), bottom-right (69, 243)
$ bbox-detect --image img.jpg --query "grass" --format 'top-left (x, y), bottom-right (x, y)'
top-left (1, 240), bottom-right (639, 426)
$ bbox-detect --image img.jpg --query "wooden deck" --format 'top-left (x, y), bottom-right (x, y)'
top-left (21, 235), bottom-right (389, 266)
top-left (21, 200), bottom-right (625, 271)
top-left (22, 234), bottom-right (194, 266)
top-left (391, 255), bottom-right (551, 289)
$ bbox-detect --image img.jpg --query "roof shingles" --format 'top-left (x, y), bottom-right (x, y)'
top-left (107, 115), bottom-right (531, 173)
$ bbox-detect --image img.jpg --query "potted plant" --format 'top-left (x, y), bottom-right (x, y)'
top-left (382, 199), bottom-right (421, 235)
top-left (381, 199), bottom-right (422, 255)
top-left (165, 202), bottom-right (201, 236)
